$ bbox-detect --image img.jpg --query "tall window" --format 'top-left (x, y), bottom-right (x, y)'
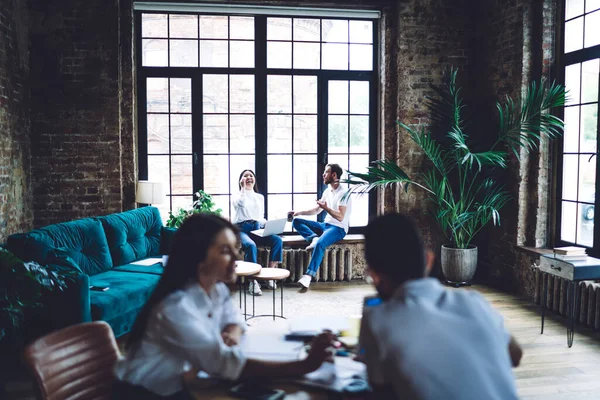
top-left (136, 8), bottom-right (377, 232)
top-left (557, 0), bottom-right (600, 251)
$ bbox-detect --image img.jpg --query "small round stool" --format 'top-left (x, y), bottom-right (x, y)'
top-left (234, 261), bottom-right (261, 320)
top-left (247, 268), bottom-right (290, 321)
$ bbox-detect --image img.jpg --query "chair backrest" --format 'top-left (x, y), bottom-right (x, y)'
top-left (23, 321), bottom-right (120, 400)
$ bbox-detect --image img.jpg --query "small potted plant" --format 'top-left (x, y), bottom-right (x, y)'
top-left (345, 68), bottom-right (565, 285)
top-left (166, 190), bottom-right (223, 229)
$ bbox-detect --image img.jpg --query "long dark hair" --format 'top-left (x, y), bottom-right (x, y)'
top-left (125, 213), bottom-right (240, 351)
top-left (238, 169), bottom-right (259, 192)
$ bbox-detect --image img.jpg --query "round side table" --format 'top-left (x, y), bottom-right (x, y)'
top-left (235, 261), bottom-right (261, 320)
top-left (247, 268), bottom-right (290, 321)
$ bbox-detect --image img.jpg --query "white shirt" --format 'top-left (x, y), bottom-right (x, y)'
top-left (231, 189), bottom-right (266, 226)
top-left (114, 282), bottom-right (247, 396)
top-left (360, 278), bottom-right (519, 400)
top-left (321, 185), bottom-right (352, 233)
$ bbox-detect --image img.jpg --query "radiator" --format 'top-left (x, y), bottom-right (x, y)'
top-left (534, 267), bottom-right (600, 331)
top-left (256, 248), bottom-right (353, 282)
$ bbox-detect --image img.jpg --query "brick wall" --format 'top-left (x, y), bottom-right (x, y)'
top-left (28, 0), bottom-right (126, 227)
top-left (0, 0), bottom-right (33, 242)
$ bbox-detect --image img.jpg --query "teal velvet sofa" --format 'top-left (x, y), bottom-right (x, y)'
top-left (6, 207), bottom-right (175, 338)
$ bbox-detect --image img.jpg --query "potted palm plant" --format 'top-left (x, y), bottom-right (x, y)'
top-left (345, 68), bottom-right (565, 285)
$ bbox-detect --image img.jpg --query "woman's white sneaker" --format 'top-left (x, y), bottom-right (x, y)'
top-left (248, 280), bottom-right (262, 296)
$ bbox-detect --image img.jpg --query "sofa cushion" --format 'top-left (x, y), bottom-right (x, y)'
top-left (89, 270), bottom-right (160, 323)
top-left (8, 219), bottom-right (113, 276)
top-left (112, 259), bottom-right (164, 275)
top-left (99, 207), bottom-right (163, 266)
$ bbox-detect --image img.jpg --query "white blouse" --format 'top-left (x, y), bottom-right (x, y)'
top-left (231, 189), bottom-right (266, 226)
top-left (114, 282), bottom-right (247, 396)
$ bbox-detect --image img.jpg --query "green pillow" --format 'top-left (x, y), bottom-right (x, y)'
top-left (46, 248), bottom-right (83, 273)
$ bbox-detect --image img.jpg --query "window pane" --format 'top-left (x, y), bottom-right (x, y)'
top-left (565, 17), bottom-right (584, 53)
top-left (580, 104), bottom-right (598, 153)
top-left (268, 194), bottom-right (292, 221)
top-left (322, 20), bottom-right (348, 42)
top-left (587, 0), bottom-right (600, 12)
top-left (566, 0), bottom-right (585, 19)
top-left (169, 14), bottom-right (198, 38)
top-left (267, 42), bottom-right (291, 69)
top-left (581, 59), bottom-right (599, 103)
top-left (293, 42), bottom-right (320, 69)
top-left (349, 21), bottom-right (373, 43)
top-left (585, 11), bottom-right (600, 48)
top-left (170, 78), bottom-right (191, 113)
top-left (230, 75), bottom-right (254, 113)
top-left (565, 63), bottom-right (581, 106)
top-left (349, 193), bottom-right (368, 227)
top-left (562, 154), bottom-right (578, 201)
top-left (142, 14), bottom-right (167, 37)
top-left (350, 116), bottom-right (369, 153)
top-left (142, 39), bottom-right (168, 67)
top-left (579, 154), bottom-right (596, 203)
top-left (293, 76), bottom-right (317, 113)
top-left (350, 81), bottom-right (370, 114)
top-left (349, 154), bottom-right (369, 178)
top-left (268, 75), bottom-right (292, 114)
top-left (171, 155), bottom-right (193, 194)
top-left (230, 17), bottom-right (254, 40)
top-left (204, 155), bottom-right (229, 194)
top-left (577, 202), bottom-right (594, 246)
top-left (268, 155), bottom-right (292, 193)
top-left (329, 116), bottom-right (348, 153)
top-left (170, 114), bottom-right (192, 154)
top-left (200, 16), bottom-right (228, 39)
top-left (203, 115), bottom-right (228, 154)
top-left (230, 155), bottom-right (255, 193)
top-left (563, 106), bottom-right (580, 153)
top-left (170, 40), bottom-right (198, 67)
top-left (322, 43), bottom-right (348, 70)
top-left (148, 155), bottom-right (170, 195)
top-left (268, 115), bottom-right (292, 153)
top-left (350, 44), bottom-right (373, 71)
top-left (211, 195), bottom-right (230, 220)
top-left (294, 115), bottom-right (317, 153)
top-left (327, 154), bottom-right (349, 173)
top-left (230, 41), bottom-right (254, 68)
top-left (561, 201), bottom-right (577, 242)
top-left (147, 114), bottom-right (169, 154)
top-left (294, 155), bottom-right (317, 192)
top-left (203, 75), bottom-right (228, 113)
top-left (200, 40), bottom-right (228, 67)
top-left (230, 115), bottom-right (255, 154)
top-left (329, 81), bottom-right (348, 114)
top-left (293, 18), bottom-right (320, 41)
top-left (267, 18), bottom-right (291, 40)
top-left (293, 194), bottom-right (318, 217)
top-left (147, 78), bottom-right (169, 112)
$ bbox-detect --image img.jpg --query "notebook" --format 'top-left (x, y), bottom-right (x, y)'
top-left (250, 218), bottom-right (287, 237)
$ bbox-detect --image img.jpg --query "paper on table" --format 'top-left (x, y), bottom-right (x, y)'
top-left (240, 334), bottom-right (303, 361)
top-left (293, 357), bottom-right (369, 393)
top-left (130, 257), bottom-right (163, 266)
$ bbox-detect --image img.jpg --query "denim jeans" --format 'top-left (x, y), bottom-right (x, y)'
top-left (236, 220), bottom-right (283, 264)
top-left (292, 218), bottom-right (347, 277)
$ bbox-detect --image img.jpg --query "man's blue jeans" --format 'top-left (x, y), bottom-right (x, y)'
top-left (236, 221), bottom-right (283, 264)
top-left (292, 218), bottom-right (347, 277)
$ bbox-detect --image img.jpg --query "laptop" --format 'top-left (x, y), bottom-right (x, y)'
top-left (251, 218), bottom-right (287, 237)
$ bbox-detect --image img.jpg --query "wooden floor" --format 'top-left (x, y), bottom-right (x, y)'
top-left (477, 286), bottom-right (600, 400)
top-left (4, 284), bottom-right (600, 399)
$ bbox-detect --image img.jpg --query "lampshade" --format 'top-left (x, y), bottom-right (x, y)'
top-left (136, 181), bottom-right (164, 204)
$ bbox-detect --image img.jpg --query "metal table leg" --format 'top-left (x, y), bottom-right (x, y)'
top-left (541, 274), bottom-right (547, 334)
top-left (567, 281), bottom-right (578, 348)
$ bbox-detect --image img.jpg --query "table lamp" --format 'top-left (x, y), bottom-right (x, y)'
top-left (136, 181), bottom-right (164, 206)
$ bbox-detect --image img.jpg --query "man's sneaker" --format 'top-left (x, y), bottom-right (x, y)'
top-left (248, 280), bottom-right (262, 296)
top-left (306, 237), bottom-right (320, 250)
top-left (266, 280), bottom-right (277, 290)
top-left (297, 274), bottom-right (312, 289)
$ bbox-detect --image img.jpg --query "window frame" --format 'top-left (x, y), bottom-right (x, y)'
top-left (134, 10), bottom-right (379, 234)
top-left (555, 0), bottom-right (600, 255)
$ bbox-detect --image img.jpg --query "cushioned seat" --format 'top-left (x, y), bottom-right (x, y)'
top-left (112, 259), bottom-right (164, 275)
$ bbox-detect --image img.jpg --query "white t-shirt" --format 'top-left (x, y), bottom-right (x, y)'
top-left (114, 282), bottom-right (247, 396)
top-left (231, 189), bottom-right (266, 226)
top-left (360, 278), bottom-right (519, 400)
top-left (321, 185), bottom-right (352, 233)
